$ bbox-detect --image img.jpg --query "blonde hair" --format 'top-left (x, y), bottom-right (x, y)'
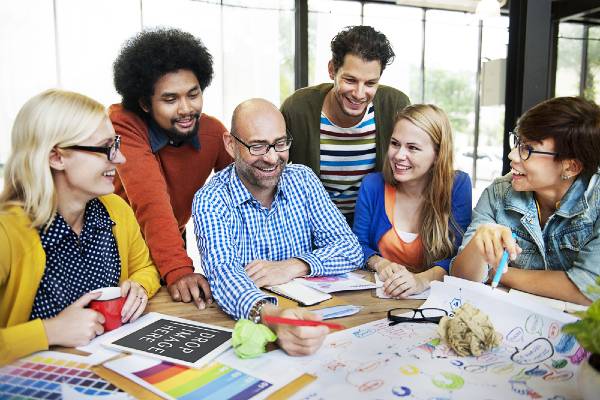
top-left (382, 104), bottom-right (458, 268)
top-left (0, 89), bottom-right (106, 228)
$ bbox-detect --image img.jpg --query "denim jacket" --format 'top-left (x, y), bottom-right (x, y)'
top-left (453, 172), bottom-right (600, 301)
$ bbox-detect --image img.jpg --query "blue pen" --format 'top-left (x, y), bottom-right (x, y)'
top-left (491, 232), bottom-right (517, 289)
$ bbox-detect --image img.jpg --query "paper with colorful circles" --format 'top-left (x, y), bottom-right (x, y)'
top-left (260, 276), bottom-right (583, 399)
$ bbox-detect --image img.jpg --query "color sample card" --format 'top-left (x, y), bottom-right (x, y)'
top-left (0, 351), bottom-right (123, 399)
top-left (105, 354), bottom-right (272, 400)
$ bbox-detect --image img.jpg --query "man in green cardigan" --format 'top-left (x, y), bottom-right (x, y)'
top-left (281, 25), bottom-right (410, 224)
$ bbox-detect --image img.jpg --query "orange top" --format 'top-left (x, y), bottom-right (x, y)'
top-left (377, 184), bottom-right (424, 272)
top-left (109, 105), bottom-right (232, 285)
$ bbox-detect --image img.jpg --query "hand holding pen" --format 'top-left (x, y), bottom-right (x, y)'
top-left (491, 232), bottom-right (518, 289)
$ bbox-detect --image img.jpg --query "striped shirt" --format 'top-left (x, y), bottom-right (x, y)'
top-left (320, 104), bottom-right (377, 216)
top-left (192, 164), bottom-right (363, 320)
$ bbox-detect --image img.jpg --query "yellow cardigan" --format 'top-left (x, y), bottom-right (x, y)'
top-left (0, 194), bottom-right (161, 365)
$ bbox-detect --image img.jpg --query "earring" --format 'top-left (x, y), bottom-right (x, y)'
top-left (561, 174), bottom-right (571, 180)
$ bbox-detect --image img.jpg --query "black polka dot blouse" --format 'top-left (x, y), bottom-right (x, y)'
top-left (30, 199), bottom-right (121, 320)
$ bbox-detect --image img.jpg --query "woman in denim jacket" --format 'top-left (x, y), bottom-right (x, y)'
top-left (452, 97), bottom-right (600, 305)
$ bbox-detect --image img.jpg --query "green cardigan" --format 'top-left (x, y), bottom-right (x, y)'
top-left (281, 83), bottom-right (410, 175)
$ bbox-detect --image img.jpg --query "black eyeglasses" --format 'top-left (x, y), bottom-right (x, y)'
top-left (509, 132), bottom-right (559, 161)
top-left (230, 132), bottom-right (292, 156)
top-left (387, 307), bottom-right (449, 326)
top-left (63, 135), bottom-right (121, 161)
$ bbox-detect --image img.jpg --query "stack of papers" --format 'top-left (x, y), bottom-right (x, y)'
top-left (296, 272), bottom-right (380, 293)
top-left (267, 272), bottom-right (381, 306)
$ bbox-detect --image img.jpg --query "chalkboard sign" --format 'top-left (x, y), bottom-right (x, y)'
top-left (104, 316), bottom-right (232, 368)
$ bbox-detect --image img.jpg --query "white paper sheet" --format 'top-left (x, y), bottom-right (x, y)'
top-left (296, 272), bottom-right (380, 293)
top-left (256, 277), bottom-right (584, 400)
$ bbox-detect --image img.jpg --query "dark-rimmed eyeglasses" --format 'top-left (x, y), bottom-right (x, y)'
top-left (63, 135), bottom-right (121, 161)
top-left (230, 132), bottom-right (292, 156)
top-left (509, 132), bottom-right (559, 161)
top-left (387, 307), bottom-right (449, 326)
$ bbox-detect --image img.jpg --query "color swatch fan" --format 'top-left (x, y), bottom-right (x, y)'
top-left (0, 351), bottom-right (126, 399)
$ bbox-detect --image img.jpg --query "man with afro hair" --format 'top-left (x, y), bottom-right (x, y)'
top-left (110, 28), bottom-right (231, 310)
top-left (281, 25), bottom-right (410, 225)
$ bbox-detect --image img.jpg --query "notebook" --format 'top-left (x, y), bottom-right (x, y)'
top-left (266, 279), bottom-right (332, 306)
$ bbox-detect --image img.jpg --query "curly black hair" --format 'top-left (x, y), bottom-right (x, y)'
top-left (330, 26), bottom-right (395, 74)
top-left (113, 28), bottom-right (213, 117)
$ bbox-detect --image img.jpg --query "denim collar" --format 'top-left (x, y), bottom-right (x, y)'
top-left (503, 174), bottom-right (593, 218)
top-left (148, 118), bottom-right (200, 153)
top-left (227, 164), bottom-right (288, 208)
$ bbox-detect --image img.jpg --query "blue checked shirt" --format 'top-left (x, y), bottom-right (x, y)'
top-left (192, 164), bottom-right (363, 320)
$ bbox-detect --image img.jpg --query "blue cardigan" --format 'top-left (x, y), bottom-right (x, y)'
top-left (352, 171), bottom-right (472, 272)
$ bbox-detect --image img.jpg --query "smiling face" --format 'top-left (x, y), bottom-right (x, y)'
top-left (226, 100), bottom-right (289, 199)
top-left (143, 69), bottom-right (202, 139)
top-left (509, 136), bottom-right (566, 193)
top-left (57, 118), bottom-right (126, 202)
top-left (327, 53), bottom-right (381, 127)
top-left (387, 119), bottom-right (437, 186)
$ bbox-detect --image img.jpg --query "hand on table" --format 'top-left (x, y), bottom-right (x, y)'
top-left (245, 258), bottom-right (309, 287)
top-left (261, 305), bottom-right (329, 356)
top-left (43, 291), bottom-right (105, 347)
top-left (120, 280), bottom-right (147, 323)
top-left (383, 266), bottom-right (428, 298)
top-left (168, 273), bottom-right (213, 310)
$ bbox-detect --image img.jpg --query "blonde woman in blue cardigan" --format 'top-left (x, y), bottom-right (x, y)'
top-left (353, 104), bottom-right (472, 298)
top-left (0, 90), bottom-right (160, 364)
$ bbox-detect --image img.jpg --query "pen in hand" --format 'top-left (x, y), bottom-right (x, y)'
top-left (263, 315), bottom-right (345, 331)
top-left (491, 232), bottom-right (517, 289)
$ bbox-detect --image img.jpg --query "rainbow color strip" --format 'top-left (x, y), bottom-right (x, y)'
top-left (133, 361), bottom-right (271, 400)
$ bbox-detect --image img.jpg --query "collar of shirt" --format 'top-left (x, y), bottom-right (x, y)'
top-left (148, 118), bottom-right (201, 153)
top-left (226, 164), bottom-right (288, 209)
top-left (39, 198), bottom-right (115, 250)
top-left (504, 173), bottom-right (593, 219)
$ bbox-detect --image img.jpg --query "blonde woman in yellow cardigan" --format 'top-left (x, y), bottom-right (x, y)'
top-left (0, 89), bottom-right (160, 364)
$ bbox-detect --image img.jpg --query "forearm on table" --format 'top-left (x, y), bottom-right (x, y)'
top-left (449, 240), bottom-right (487, 282)
top-left (501, 268), bottom-right (592, 305)
top-left (417, 266), bottom-right (446, 285)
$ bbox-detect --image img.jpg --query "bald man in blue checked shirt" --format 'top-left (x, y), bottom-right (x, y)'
top-left (192, 98), bottom-right (363, 355)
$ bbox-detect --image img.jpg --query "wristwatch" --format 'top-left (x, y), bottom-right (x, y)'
top-left (248, 299), bottom-right (269, 324)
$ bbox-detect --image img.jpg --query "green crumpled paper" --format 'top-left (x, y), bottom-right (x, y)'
top-left (232, 319), bottom-right (277, 359)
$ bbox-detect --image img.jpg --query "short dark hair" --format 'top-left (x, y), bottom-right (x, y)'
top-left (330, 25), bottom-right (394, 74)
top-left (113, 28), bottom-right (213, 117)
top-left (516, 96), bottom-right (600, 177)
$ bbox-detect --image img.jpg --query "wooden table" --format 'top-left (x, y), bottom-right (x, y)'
top-left (145, 274), bottom-right (425, 330)
top-left (94, 275), bottom-right (425, 398)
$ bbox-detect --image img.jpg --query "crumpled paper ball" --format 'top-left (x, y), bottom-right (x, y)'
top-left (232, 319), bottom-right (277, 359)
top-left (438, 303), bottom-right (502, 356)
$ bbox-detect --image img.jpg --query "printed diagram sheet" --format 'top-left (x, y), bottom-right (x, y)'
top-left (264, 278), bottom-right (584, 399)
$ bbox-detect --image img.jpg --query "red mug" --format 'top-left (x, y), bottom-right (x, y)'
top-left (89, 287), bottom-right (126, 332)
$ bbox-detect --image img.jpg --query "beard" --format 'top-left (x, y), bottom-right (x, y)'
top-left (165, 113), bottom-right (201, 141)
top-left (235, 156), bottom-right (286, 190)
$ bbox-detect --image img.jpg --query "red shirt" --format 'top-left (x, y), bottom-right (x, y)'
top-left (109, 104), bottom-right (232, 285)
